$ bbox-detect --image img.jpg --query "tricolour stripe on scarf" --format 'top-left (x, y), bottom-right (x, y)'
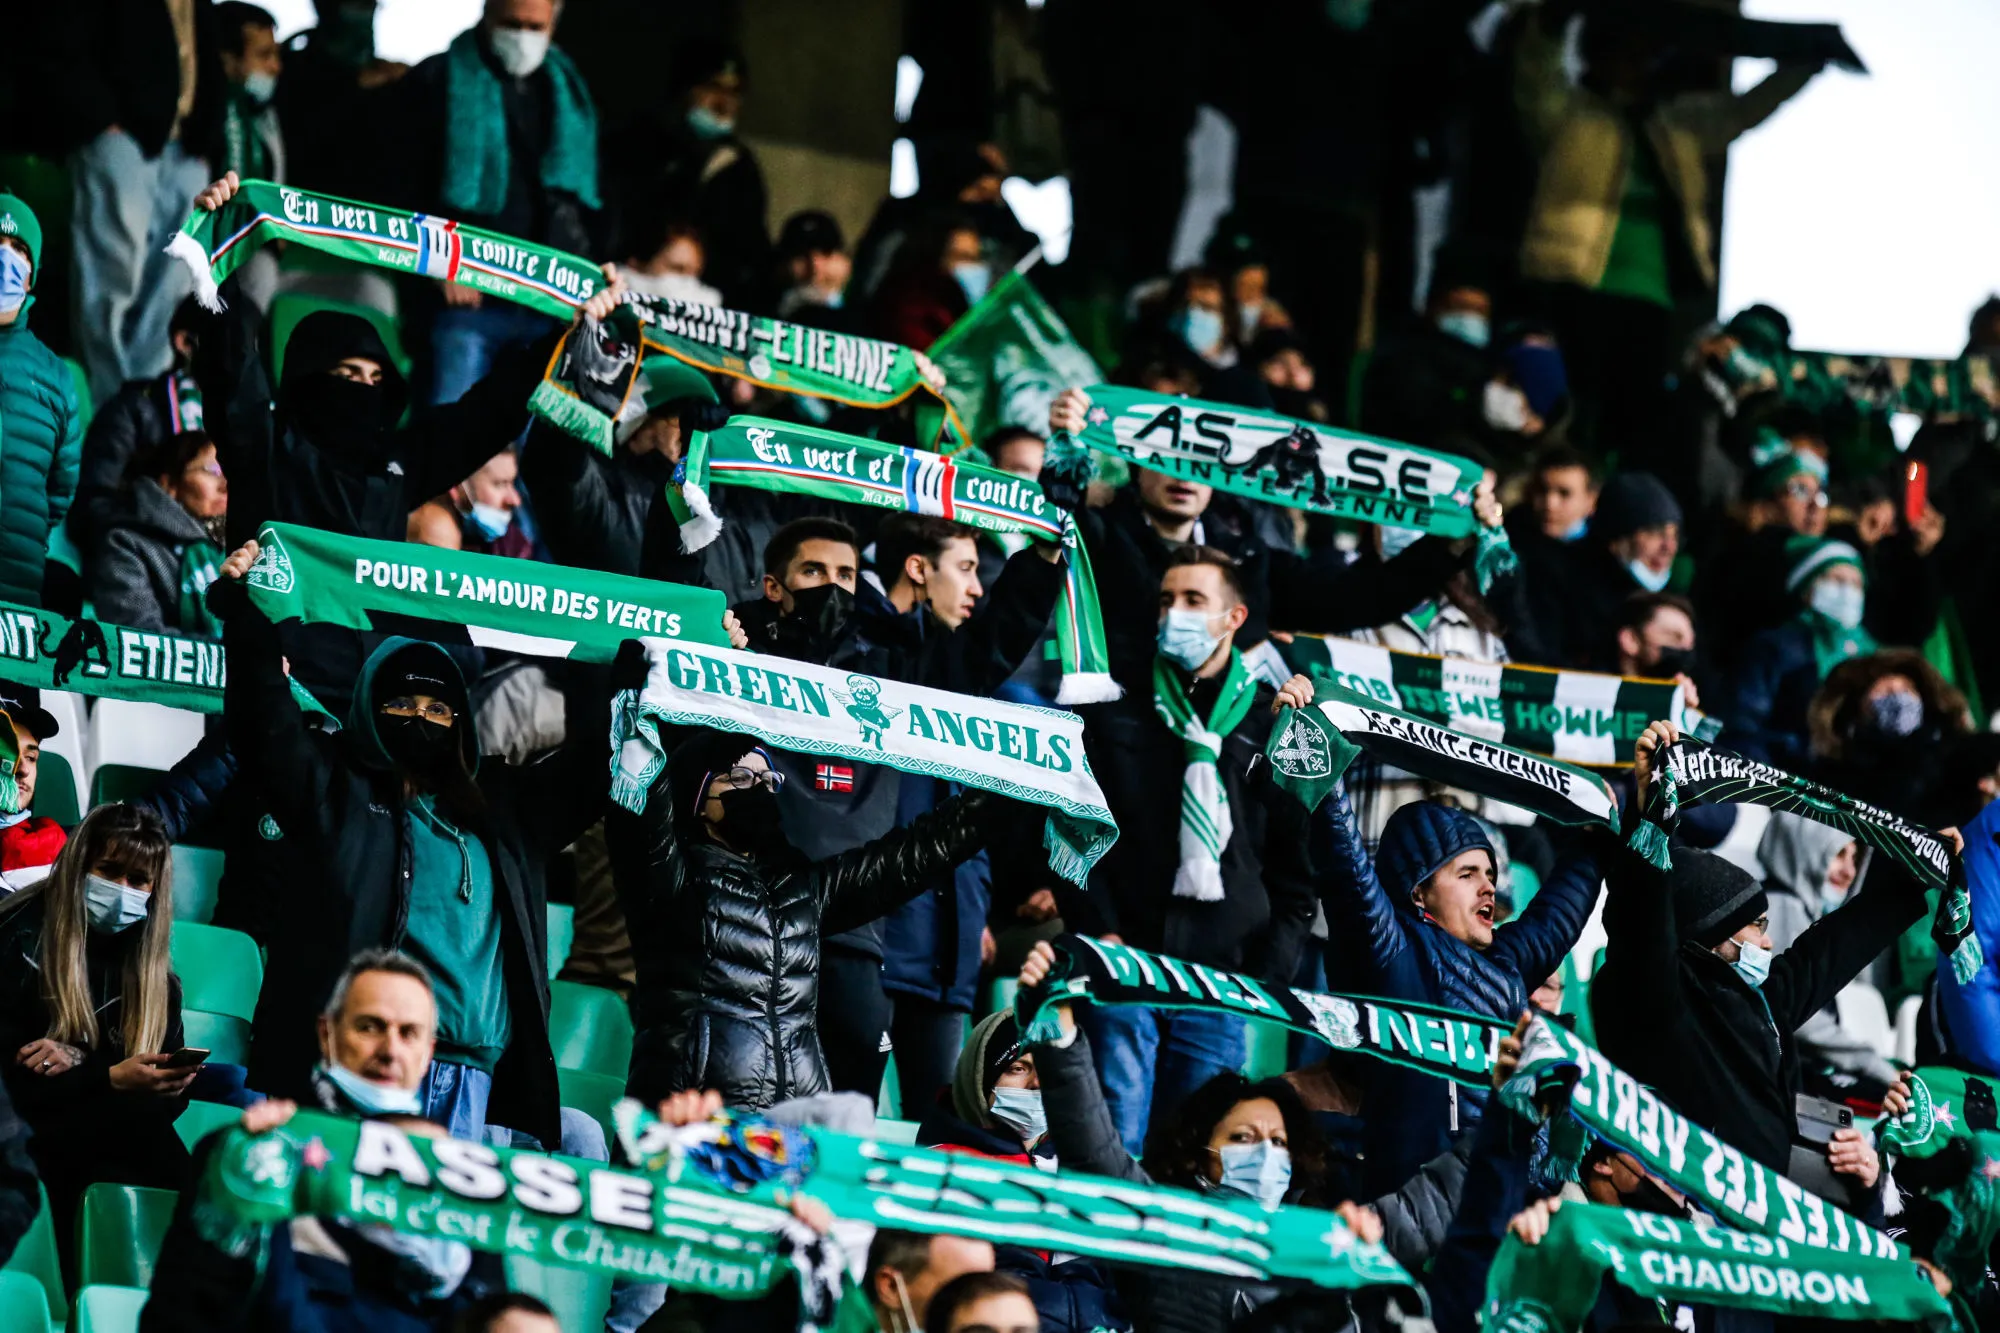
top-left (902, 447), bottom-right (956, 518)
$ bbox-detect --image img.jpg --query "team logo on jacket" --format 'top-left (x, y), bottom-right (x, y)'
top-left (833, 675), bottom-right (900, 750)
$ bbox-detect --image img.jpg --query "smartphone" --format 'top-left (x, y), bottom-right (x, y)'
top-left (1905, 460), bottom-right (1929, 527)
top-left (163, 1047), bottom-right (211, 1070)
top-left (1795, 1092), bottom-right (1853, 1146)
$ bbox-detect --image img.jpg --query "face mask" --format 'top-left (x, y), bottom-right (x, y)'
top-left (84, 874), bottom-right (150, 934)
top-left (1864, 689), bottom-right (1922, 738)
top-left (715, 784), bottom-right (785, 848)
top-left (1820, 885), bottom-right (1848, 915)
top-left (1171, 306), bottom-right (1225, 358)
top-left (772, 583), bottom-right (855, 662)
top-left (1557, 516), bottom-right (1588, 542)
top-left (380, 713), bottom-right (457, 779)
top-left (1730, 939), bottom-right (1772, 988)
top-left (889, 1271), bottom-right (921, 1333)
top-left (284, 375), bottom-right (390, 455)
top-left (989, 1087), bottom-right (1047, 1145)
top-left (1436, 310), bottom-right (1490, 349)
top-left (361, 1223), bottom-right (474, 1299)
top-left (1627, 558), bottom-right (1672, 593)
top-left (1158, 607), bottom-right (1225, 672)
top-left (1379, 524), bottom-right (1423, 560)
top-left (240, 70), bottom-right (278, 105)
top-left (951, 261), bottom-right (992, 307)
top-left (1237, 300), bottom-right (1264, 339)
top-left (0, 248), bottom-right (29, 320)
top-left (686, 104), bottom-right (736, 140)
top-left (1214, 1139), bottom-right (1292, 1208)
top-left (487, 27), bottom-right (550, 78)
top-left (1809, 579), bottom-right (1864, 631)
top-left (1483, 381), bottom-right (1532, 432)
top-left (1649, 646), bottom-right (1695, 679)
top-left (467, 502), bottom-right (512, 540)
top-left (319, 1059), bottom-right (424, 1116)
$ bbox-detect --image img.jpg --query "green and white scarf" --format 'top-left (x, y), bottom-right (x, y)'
top-left (178, 541), bottom-right (225, 640)
top-left (1876, 1066), bottom-right (2000, 1294)
top-left (610, 639), bottom-right (1116, 885)
top-left (1272, 636), bottom-right (1715, 767)
top-left (1631, 737), bottom-right (1978, 983)
top-left (1264, 685), bottom-right (1620, 831)
top-left (0, 600), bottom-right (225, 713)
top-left (239, 522), bottom-right (731, 661)
top-left (665, 416), bottom-right (1118, 704)
top-left (1483, 1201), bottom-right (1951, 1333)
top-left (191, 1105), bottom-right (1409, 1329)
top-left (1152, 651), bottom-right (1256, 901)
top-left (1053, 384), bottom-right (1487, 537)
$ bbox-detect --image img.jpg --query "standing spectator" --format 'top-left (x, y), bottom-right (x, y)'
top-left (1805, 651), bottom-right (1970, 821)
top-left (1502, 445), bottom-right (1599, 666)
top-left (1064, 551), bottom-right (1315, 1154)
top-left (72, 295), bottom-right (206, 552)
top-left (0, 193), bottom-right (84, 608)
top-left (617, 221), bottom-right (722, 308)
top-left (0, 806), bottom-right (192, 1265)
top-left (867, 213), bottom-right (982, 352)
top-left (1361, 246), bottom-right (1497, 448)
top-left (211, 4), bottom-right (286, 312)
top-left (0, 691), bottom-right (70, 892)
top-left (1529, 470), bottom-right (1682, 671)
top-left (277, 0), bottom-right (409, 207)
top-left (88, 431), bottom-right (228, 634)
top-left (389, 0), bottom-right (600, 405)
top-left (37, 2), bottom-right (220, 405)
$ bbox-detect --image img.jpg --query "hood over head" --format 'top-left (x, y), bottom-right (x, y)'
top-left (1758, 811), bottom-right (1859, 908)
top-left (277, 311), bottom-right (411, 451)
top-left (347, 637), bottom-right (478, 778)
top-left (1376, 801), bottom-right (1495, 911)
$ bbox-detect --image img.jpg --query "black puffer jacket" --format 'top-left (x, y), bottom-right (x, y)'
top-left (605, 779), bottom-right (1006, 1110)
top-left (519, 423), bottom-right (669, 578)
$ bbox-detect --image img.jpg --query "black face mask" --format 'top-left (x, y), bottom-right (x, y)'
top-left (715, 784), bottom-right (785, 850)
top-left (284, 374), bottom-right (392, 458)
top-left (769, 583), bottom-right (855, 663)
top-left (1649, 646), bottom-right (1696, 679)
top-left (381, 714), bottom-right (458, 781)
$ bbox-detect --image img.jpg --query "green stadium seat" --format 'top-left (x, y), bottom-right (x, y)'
top-left (874, 1118), bottom-right (920, 1145)
top-left (877, 1052), bottom-right (901, 1120)
top-left (505, 1255), bottom-right (611, 1333)
top-left (181, 1010), bottom-right (251, 1065)
top-left (75, 1184), bottom-right (177, 1290)
top-left (176, 1098), bottom-right (244, 1153)
top-left (35, 752), bottom-right (80, 830)
top-left (557, 1066), bottom-right (625, 1142)
top-left (46, 521), bottom-right (84, 578)
top-left (171, 922), bottom-right (264, 1020)
top-left (74, 1285), bottom-right (149, 1333)
top-left (171, 845), bottom-right (226, 924)
top-left (546, 902), bottom-right (575, 978)
top-left (0, 1269), bottom-right (52, 1333)
top-left (90, 764), bottom-right (169, 811)
top-left (1, 1186), bottom-right (65, 1331)
top-left (268, 293), bottom-right (408, 384)
top-left (1242, 1019), bottom-right (1290, 1081)
top-left (547, 980), bottom-right (633, 1079)
top-left (984, 976), bottom-right (1018, 1021)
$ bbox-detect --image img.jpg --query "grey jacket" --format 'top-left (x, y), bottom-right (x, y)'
top-left (88, 478), bottom-right (215, 633)
top-left (1759, 812), bottom-right (1900, 1086)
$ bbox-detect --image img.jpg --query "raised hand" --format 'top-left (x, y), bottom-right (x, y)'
top-left (193, 171), bottom-right (242, 213)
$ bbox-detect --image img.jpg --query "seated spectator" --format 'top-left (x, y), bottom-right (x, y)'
top-left (604, 728), bottom-right (1014, 1111)
top-left (144, 949), bottom-right (507, 1331)
top-left (88, 431), bottom-right (229, 635)
top-left (924, 1272), bottom-right (1039, 1333)
top-left (618, 220), bottom-right (723, 308)
top-left (841, 1228), bottom-right (996, 1333)
top-left (72, 296), bottom-right (207, 552)
top-left (0, 805), bottom-right (190, 1263)
top-left (1725, 537), bottom-right (1876, 768)
top-left (0, 193), bottom-right (83, 610)
top-left (1759, 813), bottom-right (1899, 1102)
top-left (439, 450), bottom-right (532, 559)
top-left (0, 691), bottom-right (69, 890)
top-left (774, 210), bottom-right (852, 322)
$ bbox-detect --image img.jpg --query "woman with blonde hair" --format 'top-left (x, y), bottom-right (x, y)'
top-left (0, 804), bottom-right (191, 1259)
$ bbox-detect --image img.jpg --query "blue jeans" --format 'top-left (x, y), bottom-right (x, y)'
top-left (418, 1060), bottom-right (605, 1160)
top-left (1081, 1004), bottom-right (1248, 1158)
top-left (428, 301), bottom-right (556, 406)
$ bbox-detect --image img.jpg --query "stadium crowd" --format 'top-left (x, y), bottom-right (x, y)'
top-left (1, 2), bottom-right (1999, 1332)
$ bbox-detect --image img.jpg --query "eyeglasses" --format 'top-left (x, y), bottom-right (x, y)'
top-left (381, 697), bottom-right (455, 725)
top-left (708, 766), bottom-right (785, 795)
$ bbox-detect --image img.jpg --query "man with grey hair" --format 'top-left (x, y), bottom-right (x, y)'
top-left (311, 947), bottom-right (441, 1116)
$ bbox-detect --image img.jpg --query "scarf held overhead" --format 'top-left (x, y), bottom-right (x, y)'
top-left (0, 600), bottom-right (224, 713)
top-left (666, 415), bottom-right (1118, 704)
top-left (239, 522), bottom-right (730, 661)
top-left (1274, 636), bottom-right (1714, 767)
top-left (1055, 385), bottom-right (1487, 537)
top-left (610, 638), bottom-right (1117, 885)
top-left (1631, 738), bottom-right (1977, 983)
top-left (1263, 684), bottom-right (1620, 830)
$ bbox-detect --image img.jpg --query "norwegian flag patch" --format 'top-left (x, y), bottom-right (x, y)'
top-left (815, 764), bottom-right (854, 792)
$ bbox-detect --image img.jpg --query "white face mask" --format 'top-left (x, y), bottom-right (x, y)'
top-left (1810, 578), bottom-right (1864, 630)
top-left (241, 70), bottom-right (278, 105)
top-left (487, 27), bottom-right (551, 78)
top-left (1627, 558), bottom-right (1673, 594)
top-left (989, 1087), bottom-right (1047, 1145)
top-left (1483, 380), bottom-right (1532, 432)
top-left (84, 874), bottom-right (150, 934)
top-left (1436, 310), bottom-right (1490, 349)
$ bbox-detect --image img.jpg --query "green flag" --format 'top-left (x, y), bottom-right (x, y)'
top-left (928, 269), bottom-right (1105, 448)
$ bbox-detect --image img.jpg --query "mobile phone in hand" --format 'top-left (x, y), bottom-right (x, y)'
top-left (163, 1047), bottom-right (211, 1070)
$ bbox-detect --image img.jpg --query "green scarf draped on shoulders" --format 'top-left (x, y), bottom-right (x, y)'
top-left (441, 30), bottom-right (600, 217)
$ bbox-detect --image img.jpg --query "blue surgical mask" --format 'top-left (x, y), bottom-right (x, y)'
top-left (1237, 300), bottom-right (1264, 339)
top-left (84, 874), bottom-right (150, 934)
top-left (686, 105), bottom-right (736, 140)
top-left (1627, 558), bottom-right (1672, 593)
top-left (1214, 1140), bottom-right (1292, 1208)
top-left (319, 1060), bottom-right (424, 1117)
top-left (1171, 306), bottom-right (1225, 358)
top-left (1379, 524), bottom-right (1423, 560)
top-left (1731, 939), bottom-right (1772, 988)
top-left (240, 70), bottom-right (278, 105)
top-left (1559, 517), bottom-right (1589, 542)
top-left (0, 248), bottom-right (29, 320)
top-left (1809, 578), bottom-right (1864, 630)
top-left (951, 261), bottom-right (992, 306)
top-left (1158, 607), bottom-right (1224, 672)
top-left (362, 1224), bottom-right (473, 1299)
top-left (989, 1087), bottom-right (1047, 1146)
top-left (468, 502), bottom-right (512, 540)
top-left (1436, 310), bottom-right (1490, 349)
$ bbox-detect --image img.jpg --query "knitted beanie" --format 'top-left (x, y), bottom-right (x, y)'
top-left (1669, 848), bottom-right (1769, 948)
top-left (1783, 534), bottom-right (1864, 594)
top-left (1377, 801), bottom-right (1496, 908)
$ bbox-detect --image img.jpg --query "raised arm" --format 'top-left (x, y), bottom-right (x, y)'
top-left (1487, 832), bottom-right (1603, 986)
top-left (929, 543), bottom-right (1065, 696)
top-left (817, 789), bottom-right (1003, 934)
top-left (1310, 782), bottom-right (1419, 993)
top-left (1595, 724), bottom-right (1691, 1020)
top-left (1014, 945), bottom-right (1153, 1184)
top-left (211, 542), bottom-right (332, 833)
top-left (1762, 854), bottom-right (1927, 1038)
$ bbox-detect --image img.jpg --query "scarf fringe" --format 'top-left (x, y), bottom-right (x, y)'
top-left (1952, 934), bottom-right (1986, 985)
top-left (165, 232), bottom-right (225, 312)
top-left (526, 380), bottom-right (616, 457)
top-left (1055, 672), bottom-right (1122, 705)
top-left (676, 481), bottom-right (723, 552)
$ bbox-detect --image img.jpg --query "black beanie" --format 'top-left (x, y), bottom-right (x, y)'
top-left (1595, 472), bottom-right (1683, 543)
top-left (665, 728), bottom-right (767, 827)
top-left (1670, 849), bottom-right (1769, 947)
